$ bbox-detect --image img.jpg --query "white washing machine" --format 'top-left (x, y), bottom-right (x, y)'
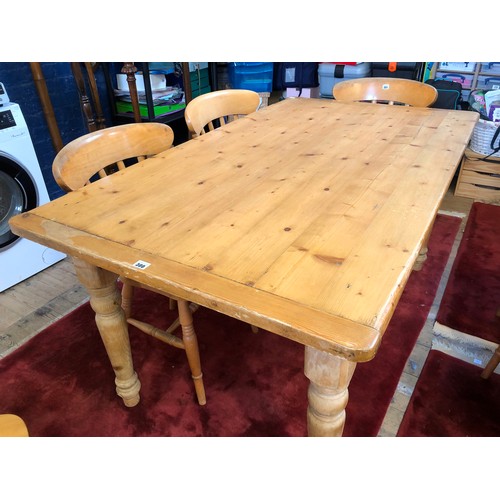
top-left (0, 83), bottom-right (65, 292)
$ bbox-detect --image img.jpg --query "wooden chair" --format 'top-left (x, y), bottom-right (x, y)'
top-left (481, 309), bottom-right (500, 379)
top-left (0, 414), bottom-right (29, 437)
top-left (70, 62), bottom-right (107, 133)
top-left (184, 89), bottom-right (261, 138)
top-left (333, 77), bottom-right (438, 107)
top-left (52, 122), bottom-right (206, 405)
top-left (481, 345), bottom-right (500, 379)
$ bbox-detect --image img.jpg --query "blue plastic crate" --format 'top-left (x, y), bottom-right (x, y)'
top-left (228, 62), bottom-right (273, 92)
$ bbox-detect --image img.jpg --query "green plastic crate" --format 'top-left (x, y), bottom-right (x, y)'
top-left (190, 67), bottom-right (210, 92)
top-left (190, 67), bottom-right (211, 98)
top-left (115, 100), bottom-right (185, 118)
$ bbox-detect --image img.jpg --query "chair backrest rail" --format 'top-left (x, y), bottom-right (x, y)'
top-left (52, 122), bottom-right (174, 192)
top-left (184, 89), bottom-right (261, 138)
top-left (333, 77), bottom-right (438, 108)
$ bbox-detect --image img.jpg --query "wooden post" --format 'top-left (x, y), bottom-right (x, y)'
top-left (30, 62), bottom-right (64, 153)
top-left (121, 62), bottom-right (142, 123)
top-left (71, 62), bottom-right (97, 132)
top-left (84, 62), bottom-right (106, 130)
top-left (182, 62), bottom-right (192, 104)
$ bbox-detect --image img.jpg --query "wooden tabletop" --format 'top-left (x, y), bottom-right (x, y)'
top-left (10, 98), bottom-right (478, 362)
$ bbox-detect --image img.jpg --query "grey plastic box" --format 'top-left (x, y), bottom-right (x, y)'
top-left (318, 63), bottom-right (372, 98)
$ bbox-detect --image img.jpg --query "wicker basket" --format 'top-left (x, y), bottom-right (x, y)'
top-left (469, 118), bottom-right (500, 157)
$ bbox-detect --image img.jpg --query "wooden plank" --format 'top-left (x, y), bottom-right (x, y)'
top-left (455, 180), bottom-right (500, 203)
top-left (459, 169), bottom-right (500, 189)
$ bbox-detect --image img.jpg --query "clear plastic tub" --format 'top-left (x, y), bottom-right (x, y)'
top-left (228, 63), bottom-right (273, 92)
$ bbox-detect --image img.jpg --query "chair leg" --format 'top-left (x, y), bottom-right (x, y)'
top-left (481, 345), bottom-right (500, 379)
top-left (177, 299), bottom-right (206, 405)
top-left (121, 282), bottom-right (134, 318)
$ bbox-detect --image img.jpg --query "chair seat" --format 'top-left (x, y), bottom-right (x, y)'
top-left (0, 414), bottom-right (29, 437)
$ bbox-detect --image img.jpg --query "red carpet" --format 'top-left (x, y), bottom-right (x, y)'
top-left (436, 202), bottom-right (500, 344)
top-left (0, 214), bottom-right (460, 437)
top-left (397, 349), bottom-right (500, 436)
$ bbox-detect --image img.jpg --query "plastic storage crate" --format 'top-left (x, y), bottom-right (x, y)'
top-left (115, 100), bottom-right (185, 118)
top-left (476, 75), bottom-right (500, 91)
top-left (481, 62), bottom-right (500, 75)
top-left (318, 62), bottom-right (372, 98)
top-left (228, 62), bottom-right (273, 92)
top-left (435, 72), bottom-right (474, 88)
top-left (190, 67), bottom-right (211, 98)
top-left (371, 62), bottom-right (421, 79)
top-left (438, 62), bottom-right (476, 72)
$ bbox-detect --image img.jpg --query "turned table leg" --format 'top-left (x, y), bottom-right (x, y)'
top-left (304, 346), bottom-right (357, 437)
top-left (73, 258), bottom-right (141, 407)
top-left (413, 216), bottom-right (435, 271)
top-left (413, 229), bottom-right (431, 271)
top-left (413, 245), bottom-right (428, 271)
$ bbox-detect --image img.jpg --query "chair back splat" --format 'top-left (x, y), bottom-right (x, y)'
top-left (333, 77), bottom-right (438, 107)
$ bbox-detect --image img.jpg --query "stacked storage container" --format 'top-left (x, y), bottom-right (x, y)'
top-left (318, 63), bottom-right (372, 98)
top-left (228, 63), bottom-right (274, 93)
top-left (189, 62), bottom-right (211, 98)
top-left (477, 63), bottom-right (500, 91)
top-left (435, 62), bottom-right (476, 102)
top-left (371, 62), bottom-right (423, 80)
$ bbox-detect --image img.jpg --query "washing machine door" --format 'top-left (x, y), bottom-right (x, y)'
top-left (0, 153), bottom-right (37, 249)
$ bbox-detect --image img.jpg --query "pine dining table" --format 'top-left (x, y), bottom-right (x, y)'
top-left (9, 97), bottom-right (478, 436)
